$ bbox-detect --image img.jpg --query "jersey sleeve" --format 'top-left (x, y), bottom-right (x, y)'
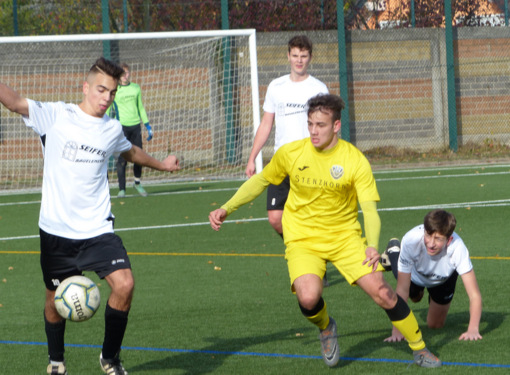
top-left (262, 144), bottom-right (290, 186)
top-left (136, 85), bottom-right (149, 124)
top-left (221, 173), bottom-right (270, 215)
top-left (22, 99), bottom-right (61, 136)
top-left (398, 227), bottom-right (421, 273)
top-left (450, 235), bottom-right (474, 275)
top-left (112, 120), bottom-right (133, 155)
top-left (262, 80), bottom-right (277, 114)
top-left (353, 152), bottom-right (380, 203)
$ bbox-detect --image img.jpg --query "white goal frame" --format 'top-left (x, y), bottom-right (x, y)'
top-left (0, 29), bottom-right (260, 193)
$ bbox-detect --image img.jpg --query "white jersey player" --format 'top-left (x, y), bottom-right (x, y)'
top-left (0, 57), bottom-right (179, 375)
top-left (382, 210), bottom-right (483, 342)
top-left (245, 35), bottom-right (329, 236)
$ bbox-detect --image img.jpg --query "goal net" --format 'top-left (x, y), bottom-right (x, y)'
top-left (0, 30), bottom-right (260, 193)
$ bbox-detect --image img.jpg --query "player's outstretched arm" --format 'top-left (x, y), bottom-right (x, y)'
top-left (209, 209), bottom-right (227, 231)
top-left (121, 145), bottom-right (179, 172)
top-left (0, 82), bottom-right (29, 116)
top-left (459, 269), bottom-right (483, 341)
top-left (245, 112), bottom-right (275, 177)
top-left (359, 201), bottom-right (381, 272)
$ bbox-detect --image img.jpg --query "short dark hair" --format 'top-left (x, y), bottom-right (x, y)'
top-left (307, 94), bottom-right (345, 122)
top-left (424, 209), bottom-right (457, 238)
top-left (288, 35), bottom-right (313, 56)
top-left (88, 57), bottom-right (124, 81)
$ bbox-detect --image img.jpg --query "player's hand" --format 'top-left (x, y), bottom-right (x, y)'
top-left (362, 246), bottom-right (380, 272)
top-left (384, 327), bottom-right (405, 342)
top-left (145, 123), bottom-right (153, 141)
top-left (162, 155), bottom-right (180, 172)
top-left (459, 330), bottom-right (482, 341)
top-left (245, 160), bottom-right (256, 178)
top-left (209, 209), bottom-right (227, 231)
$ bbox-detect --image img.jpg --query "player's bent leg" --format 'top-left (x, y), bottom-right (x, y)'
top-left (101, 270), bottom-right (132, 374)
top-left (427, 300), bottom-right (450, 329)
top-left (294, 274), bottom-right (339, 367)
top-left (104, 268), bottom-right (134, 311)
top-left (357, 273), bottom-right (441, 368)
top-left (355, 271), bottom-right (397, 310)
top-left (267, 209), bottom-right (283, 234)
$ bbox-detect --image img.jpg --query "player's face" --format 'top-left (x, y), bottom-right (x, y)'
top-left (423, 232), bottom-right (452, 256)
top-left (120, 68), bottom-right (130, 85)
top-left (287, 47), bottom-right (311, 77)
top-left (307, 109), bottom-right (341, 150)
top-left (81, 72), bottom-right (118, 118)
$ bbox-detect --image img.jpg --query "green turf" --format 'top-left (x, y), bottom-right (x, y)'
top-left (0, 163), bottom-right (509, 374)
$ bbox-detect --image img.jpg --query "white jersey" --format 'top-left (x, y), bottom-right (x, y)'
top-left (23, 100), bottom-right (132, 239)
top-left (263, 74), bottom-right (328, 152)
top-left (398, 224), bottom-right (473, 288)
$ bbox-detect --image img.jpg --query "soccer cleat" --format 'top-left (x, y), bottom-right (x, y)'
top-left (100, 352), bottom-right (128, 375)
top-left (133, 183), bottom-right (147, 197)
top-left (117, 190), bottom-right (126, 198)
top-left (413, 348), bottom-right (442, 368)
top-left (47, 361), bottom-right (68, 375)
top-left (380, 238), bottom-right (401, 271)
top-left (319, 317), bottom-right (340, 367)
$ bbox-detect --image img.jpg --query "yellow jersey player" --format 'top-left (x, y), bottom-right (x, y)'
top-left (209, 93), bottom-right (441, 368)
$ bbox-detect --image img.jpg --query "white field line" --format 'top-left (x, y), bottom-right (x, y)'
top-left (1, 199), bottom-right (510, 242)
top-left (1, 164), bottom-right (509, 241)
top-left (1, 168), bottom-right (509, 208)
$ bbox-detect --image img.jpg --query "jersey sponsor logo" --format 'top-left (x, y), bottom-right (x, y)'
top-left (111, 258), bottom-right (126, 265)
top-left (62, 142), bottom-right (107, 163)
top-left (294, 174), bottom-right (345, 190)
top-left (62, 141), bottom-right (78, 161)
top-left (330, 165), bottom-right (344, 180)
top-left (298, 166), bottom-right (309, 171)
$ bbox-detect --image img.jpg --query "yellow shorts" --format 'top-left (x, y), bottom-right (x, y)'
top-left (285, 232), bottom-right (384, 291)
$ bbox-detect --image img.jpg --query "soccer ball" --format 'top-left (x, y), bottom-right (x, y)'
top-left (54, 275), bottom-right (101, 322)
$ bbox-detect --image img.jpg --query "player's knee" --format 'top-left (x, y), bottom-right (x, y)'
top-left (427, 319), bottom-right (445, 329)
top-left (298, 295), bottom-right (323, 313)
top-left (410, 290), bottom-right (424, 303)
top-left (267, 211), bottom-right (283, 233)
top-left (373, 283), bottom-right (397, 309)
top-left (112, 276), bottom-right (135, 297)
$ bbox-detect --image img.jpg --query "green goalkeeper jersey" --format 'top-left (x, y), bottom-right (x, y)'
top-left (109, 82), bottom-right (149, 126)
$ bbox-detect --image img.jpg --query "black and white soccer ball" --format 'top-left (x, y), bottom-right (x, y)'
top-left (54, 275), bottom-right (101, 322)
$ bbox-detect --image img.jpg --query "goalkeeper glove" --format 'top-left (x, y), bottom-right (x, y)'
top-left (144, 122), bottom-right (153, 141)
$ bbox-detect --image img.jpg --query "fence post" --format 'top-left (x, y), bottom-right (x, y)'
top-left (410, 0), bottom-right (415, 27)
top-left (221, 0), bottom-right (237, 164)
top-left (101, 0), bottom-right (111, 59)
top-left (123, 0), bottom-right (128, 32)
top-left (13, 0), bottom-right (19, 36)
top-left (444, 0), bottom-right (458, 151)
top-left (336, 0), bottom-right (350, 141)
top-left (505, 0), bottom-right (509, 26)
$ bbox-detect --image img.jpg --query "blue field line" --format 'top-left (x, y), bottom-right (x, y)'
top-left (1, 340), bottom-right (509, 368)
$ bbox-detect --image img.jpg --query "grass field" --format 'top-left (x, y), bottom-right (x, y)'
top-left (1, 163), bottom-right (509, 374)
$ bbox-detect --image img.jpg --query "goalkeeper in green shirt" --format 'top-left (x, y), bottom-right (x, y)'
top-left (110, 63), bottom-right (153, 197)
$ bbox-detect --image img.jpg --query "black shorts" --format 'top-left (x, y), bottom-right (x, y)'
top-left (266, 176), bottom-right (290, 211)
top-left (410, 271), bottom-right (459, 305)
top-left (40, 229), bottom-right (132, 291)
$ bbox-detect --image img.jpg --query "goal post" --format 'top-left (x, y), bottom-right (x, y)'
top-left (0, 29), bottom-right (260, 193)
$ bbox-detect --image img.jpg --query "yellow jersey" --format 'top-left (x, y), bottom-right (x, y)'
top-left (263, 138), bottom-right (380, 245)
